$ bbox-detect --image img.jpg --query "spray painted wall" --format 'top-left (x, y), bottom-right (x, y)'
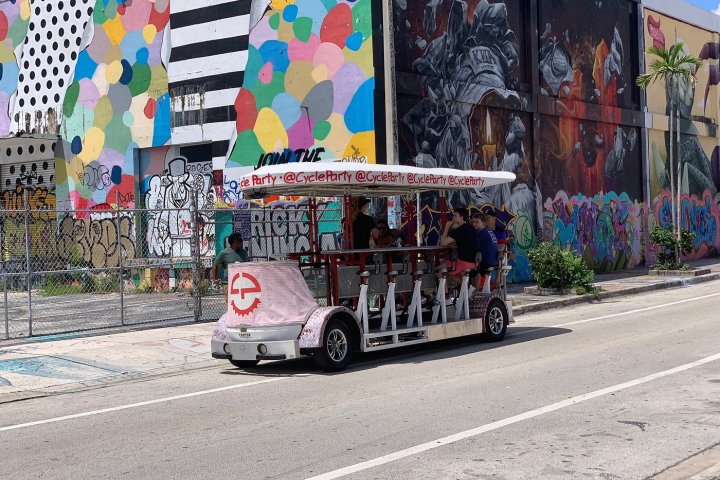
top-left (644, 9), bottom-right (720, 259)
top-left (139, 145), bottom-right (215, 257)
top-left (394, 0), bottom-right (644, 280)
top-left (53, 0), bottom-right (171, 211)
top-left (0, 0), bottom-right (30, 136)
top-left (226, 0), bottom-right (376, 170)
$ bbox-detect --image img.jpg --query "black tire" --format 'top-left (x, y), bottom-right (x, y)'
top-left (229, 359), bottom-right (260, 369)
top-left (313, 319), bottom-right (353, 372)
top-left (484, 298), bottom-right (508, 341)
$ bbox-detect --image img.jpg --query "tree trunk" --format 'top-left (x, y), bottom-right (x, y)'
top-left (675, 89), bottom-right (682, 266)
top-left (668, 81), bottom-right (676, 265)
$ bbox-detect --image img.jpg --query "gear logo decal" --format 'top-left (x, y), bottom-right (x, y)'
top-left (229, 272), bottom-right (262, 316)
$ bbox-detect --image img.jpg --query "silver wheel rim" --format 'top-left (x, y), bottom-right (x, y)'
top-left (327, 328), bottom-right (348, 362)
top-left (488, 306), bottom-right (505, 335)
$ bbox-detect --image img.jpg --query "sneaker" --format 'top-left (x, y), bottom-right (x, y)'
top-left (444, 296), bottom-right (455, 307)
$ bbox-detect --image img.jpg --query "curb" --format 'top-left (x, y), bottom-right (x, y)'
top-left (511, 272), bottom-right (720, 316)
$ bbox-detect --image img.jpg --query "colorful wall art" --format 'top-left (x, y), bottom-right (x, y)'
top-left (226, 0), bottom-right (376, 170)
top-left (54, 0), bottom-right (171, 211)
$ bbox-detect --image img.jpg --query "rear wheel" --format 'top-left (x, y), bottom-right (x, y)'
top-left (484, 299), bottom-right (508, 341)
top-left (229, 359), bottom-right (259, 369)
top-left (313, 319), bottom-right (353, 372)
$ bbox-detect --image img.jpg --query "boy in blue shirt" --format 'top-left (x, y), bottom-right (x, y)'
top-left (471, 213), bottom-right (499, 289)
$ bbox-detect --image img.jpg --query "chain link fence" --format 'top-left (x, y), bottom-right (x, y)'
top-left (0, 189), bottom-right (342, 339)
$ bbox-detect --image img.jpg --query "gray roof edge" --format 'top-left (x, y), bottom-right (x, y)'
top-left (642, 0), bottom-right (720, 33)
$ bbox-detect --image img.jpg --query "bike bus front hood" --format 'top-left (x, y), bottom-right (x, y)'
top-left (224, 261), bottom-right (318, 328)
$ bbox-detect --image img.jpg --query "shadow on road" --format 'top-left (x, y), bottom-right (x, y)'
top-left (219, 325), bottom-right (571, 378)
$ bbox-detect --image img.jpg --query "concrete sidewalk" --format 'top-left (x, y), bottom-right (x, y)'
top-left (1, 258), bottom-right (719, 404)
top-left (508, 257), bottom-right (720, 314)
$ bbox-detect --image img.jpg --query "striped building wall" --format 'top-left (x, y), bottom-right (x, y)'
top-left (167, 0), bottom-right (251, 169)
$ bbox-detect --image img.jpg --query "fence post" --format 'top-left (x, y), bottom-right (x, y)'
top-left (3, 272), bottom-right (7, 340)
top-left (1, 214), bottom-right (8, 339)
top-left (190, 191), bottom-right (200, 322)
top-left (116, 190), bottom-right (125, 326)
top-left (23, 188), bottom-right (32, 337)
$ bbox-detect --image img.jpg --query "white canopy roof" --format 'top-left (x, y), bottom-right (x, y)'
top-left (239, 162), bottom-right (516, 198)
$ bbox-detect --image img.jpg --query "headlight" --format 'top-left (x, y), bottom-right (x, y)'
top-left (257, 344), bottom-right (268, 355)
top-left (223, 343), bottom-right (230, 354)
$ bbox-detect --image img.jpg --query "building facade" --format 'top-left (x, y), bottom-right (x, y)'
top-left (0, 0), bottom-right (718, 282)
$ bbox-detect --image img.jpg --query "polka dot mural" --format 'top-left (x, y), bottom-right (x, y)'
top-left (55, 0), bottom-right (171, 210)
top-left (14, 0), bottom-right (94, 115)
top-left (0, 1), bottom-right (31, 135)
top-left (226, 0), bottom-right (376, 169)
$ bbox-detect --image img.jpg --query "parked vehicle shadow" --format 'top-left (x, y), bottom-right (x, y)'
top-left (219, 325), bottom-right (572, 377)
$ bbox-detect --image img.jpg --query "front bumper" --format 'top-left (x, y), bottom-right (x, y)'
top-left (211, 338), bottom-right (301, 362)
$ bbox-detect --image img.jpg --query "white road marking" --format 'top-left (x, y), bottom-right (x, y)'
top-left (0, 377), bottom-right (293, 433)
top-left (688, 462), bottom-right (720, 480)
top-left (306, 351), bottom-right (720, 480)
top-left (552, 292), bottom-right (720, 328)
top-left (512, 292), bottom-right (720, 337)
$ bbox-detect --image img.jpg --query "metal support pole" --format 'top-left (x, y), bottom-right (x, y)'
top-left (116, 191), bottom-right (125, 326)
top-left (343, 194), bottom-right (353, 249)
top-left (415, 193), bottom-right (421, 246)
top-left (23, 189), bottom-right (32, 336)
top-left (308, 197), bottom-right (319, 260)
top-left (3, 275), bottom-right (8, 340)
top-left (1, 215), bottom-right (8, 339)
top-left (190, 191), bottom-right (200, 322)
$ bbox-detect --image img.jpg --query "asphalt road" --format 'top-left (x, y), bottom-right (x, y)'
top-left (2, 281), bottom-right (720, 480)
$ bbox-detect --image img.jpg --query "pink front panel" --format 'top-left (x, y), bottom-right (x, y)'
top-left (225, 261), bottom-right (318, 327)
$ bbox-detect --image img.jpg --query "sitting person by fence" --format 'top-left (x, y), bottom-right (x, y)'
top-left (210, 233), bottom-right (249, 300)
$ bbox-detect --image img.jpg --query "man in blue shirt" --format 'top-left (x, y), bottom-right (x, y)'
top-left (480, 205), bottom-right (508, 253)
top-left (471, 213), bottom-right (498, 289)
top-left (210, 233), bottom-right (249, 300)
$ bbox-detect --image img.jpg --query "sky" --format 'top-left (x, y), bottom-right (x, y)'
top-left (686, 0), bottom-right (720, 14)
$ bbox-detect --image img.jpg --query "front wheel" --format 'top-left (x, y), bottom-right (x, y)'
top-left (229, 359), bottom-right (259, 369)
top-left (313, 319), bottom-right (353, 372)
top-left (484, 299), bottom-right (508, 341)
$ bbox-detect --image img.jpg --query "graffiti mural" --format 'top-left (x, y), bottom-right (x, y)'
top-left (0, 0), bottom-right (30, 135)
top-left (244, 200), bottom-right (341, 259)
top-left (645, 9), bottom-right (720, 259)
top-left (0, 157), bottom-right (57, 260)
top-left (536, 115), bottom-right (642, 200)
top-left (394, 0), bottom-right (534, 280)
top-left (226, 0), bottom-right (376, 169)
top-left (144, 156), bottom-right (215, 257)
top-left (542, 191), bottom-right (644, 271)
top-left (538, 0), bottom-right (637, 110)
top-left (54, 0), bottom-right (171, 210)
top-left (535, 0), bottom-right (642, 200)
top-left (654, 191), bottom-right (720, 258)
top-left (57, 214), bottom-right (136, 269)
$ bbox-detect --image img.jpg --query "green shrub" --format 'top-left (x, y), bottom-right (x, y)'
top-left (528, 242), bottom-right (595, 290)
top-left (41, 273), bottom-right (84, 296)
top-left (93, 273), bottom-right (120, 293)
top-left (650, 225), bottom-right (695, 270)
top-left (132, 279), bottom-right (155, 294)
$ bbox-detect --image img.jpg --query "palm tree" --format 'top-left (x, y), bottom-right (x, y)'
top-left (637, 43), bottom-right (702, 265)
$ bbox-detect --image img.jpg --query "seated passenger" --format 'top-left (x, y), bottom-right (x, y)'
top-left (352, 196), bottom-right (379, 249)
top-left (439, 207), bottom-right (476, 303)
top-left (480, 205), bottom-right (507, 253)
top-left (471, 213), bottom-right (499, 289)
top-left (373, 220), bottom-right (405, 248)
